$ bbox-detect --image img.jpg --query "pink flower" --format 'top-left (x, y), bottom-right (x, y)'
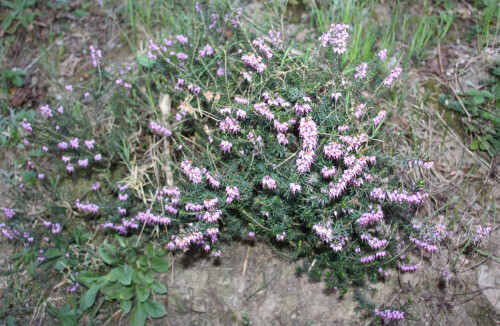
top-left (65, 85), bottom-right (73, 92)
top-left (69, 138), bottom-right (79, 149)
top-left (318, 23), bottom-right (350, 55)
top-left (220, 140), bottom-right (232, 153)
top-left (289, 183), bottom-right (301, 194)
top-left (94, 154), bottom-right (102, 161)
top-left (262, 176), bottom-right (277, 190)
top-left (242, 53), bottom-right (266, 73)
top-left (383, 67), bottom-right (402, 86)
top-left (373, 110), bottom-right (387, 126)
top-left (378, 48), bottom-right (388, 61)
top-left (355, 62), bottom-right (367, 79)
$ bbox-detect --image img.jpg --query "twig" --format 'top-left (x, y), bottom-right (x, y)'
top-left (242, 246), bottom-right (250, 277)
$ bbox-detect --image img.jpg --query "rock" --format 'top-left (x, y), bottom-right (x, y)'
top-left (477, 261), bottom-right (500, 311)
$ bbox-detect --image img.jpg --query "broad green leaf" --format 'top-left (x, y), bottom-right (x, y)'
top-left (108, 267), bottom-right (124, 282)
top-left (44, 248), bottom-right (63, 259)
top-left (470, 140), bottom-right (479, 150)
top-left (99, 246), bottom-right (117, 265)
top-left (54, 260), bottom-right (65, 271)
top-left (120, 265), bottom-right (134, 285)
top-left (137, 255), bottom-right (148, 266)
top-left (144, 271), bottom-right (155, 284)
top-left (79, 284), bottom-right (101, 311)
top-left (137, 54), bottom-right (154, 68)
top-left (75, 271), bottom-right (102, 286)
top-left (150, 256), bottom-right (169, 273)
top-left (120, 300), bottom-right (132, 314)
top-left (480, 90), bottom-right (493, 99)
top-left (12, 75), bottom-right (23, 87)
top-left (466, 89), bottom-right (481, 96)
top-left (135, 284), bottom-right (150, 302)
top-left (21, 170), bottom-right (37, 182)
top-left (130, 302), bottom-right (147, 326)
top-left (151, 282), bottom-right (167, 294)
top-left (147, 243), bottom-right (155, 257)
top-left (143, 299), bottom-right (166, 318)
top-left (118, 285), bottom-right (134, 301)
top-left (472, 95), bottom-right (484, 105)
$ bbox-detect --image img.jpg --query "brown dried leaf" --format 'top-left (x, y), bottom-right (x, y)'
top-left (203, 91), bottom-right (214, 102)
top-left (179, 101), bottom-right (195, 114)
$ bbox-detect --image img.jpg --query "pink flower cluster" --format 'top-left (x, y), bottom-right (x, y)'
top-left (197, 210), bottom-right (222, 223)
top-left (276, 232), bottom-right (286, 242)
top-left (234, 96), bottom-right (248, 105)
top-left (176, 34), bottom-right (188, 45)
top-left (149, 121), bottom-right (172, 137)
top-left (225, 186), bottom-right (240, 203)
top-left (408, 159), bottom-right (434, 169)
top-left (172, 230), bottom-right (204, 249)
top-left (354, 103), bottom-right (365, 119)
top-left (274, 120), bottom-right (289, 133)
top-left (262, 92), bottom-right (291, 108)
top-left (75, 199), bottom-right (99, 214)
top-left (262, 176), bottom-right (277, 190)
top-left (374, 309), bottom-right (405, 320)
top-left (236, 109), bottom-right (247, 120)
top-left (329, 157), bottom-right (368, 198)
top-left (289, 183), bottom-right (301, 194)
top-left (21, 119), bottom-right (32, 132)
top-left (277, 133), bottom-right (288, 146)
top-left (339, 133), bottom-right (367, 152)
top-left (324, 142), bottom-right (343, 160)
top-left (3, 208), bottom-right (15, 219)
top-left (373, 110), bottom-right (386, 126)
top-left (219, 116), bottom-right (241, 134)
top-left (136, 210), bottom-right (171, 225)
top-left (187, 83), bottom-right (201, 95)
top-left (355, 62), bottom-right (367, 79)
top-left (473, 225), bottom-right (492, 244)
top-left (313, 222), bottom-right (333, 242)
top-left (198, 44), bottom-right (214, 57)
top-left (398, 263), bottom-right (419, 272)
top-left (378, 48), bottom-right (388, 61)
top-left (40, 104), bottom-right (53, 118)
top-left (409, 235), bottom-right (438, 253)
top-left (220, 140), bottom-right (233, 153)
top-left (294, 96), bottom-right (312, 116)
top-left (242, 53), bottom-right (266, 73)
top-left (361, 234), bottom-right (388, 249)
top-left (180, 160), bottom-right (203, 184)
top-left (252, 38), bottom-right (273, 59)
top-left (318, 23), bottom-right (350, 55)
top-left (205, 172), bottom-right (220, 189)
top-left (355, 205), bottom-right (384, 227)
top-left (383, 67), bottom-right (402, 86)
top-left (89, 45), bottom-right (102, 67)
top-left (254, 102), bottom-right (275, 121)
top-left (268, 29), bottom-right (283, 49)
top-left (321, 166), bottom-right (336, 179)
top-left (298, 117), bottom-right (318, 151)
top-left (360, 255), bottom-right (374, 263)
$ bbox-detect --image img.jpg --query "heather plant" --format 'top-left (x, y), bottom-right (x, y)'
top-left (1, 1), bottom-right (494, 324)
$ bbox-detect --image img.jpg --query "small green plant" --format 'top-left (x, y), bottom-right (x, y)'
top-left (438, 63), bottom-right (500, 156)
top-left (1, 0), bottom-right (37, 33)
top-left (76, 242), bottom-right (168, 326)
top-left (3, 68), bottom-right (27, 88)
